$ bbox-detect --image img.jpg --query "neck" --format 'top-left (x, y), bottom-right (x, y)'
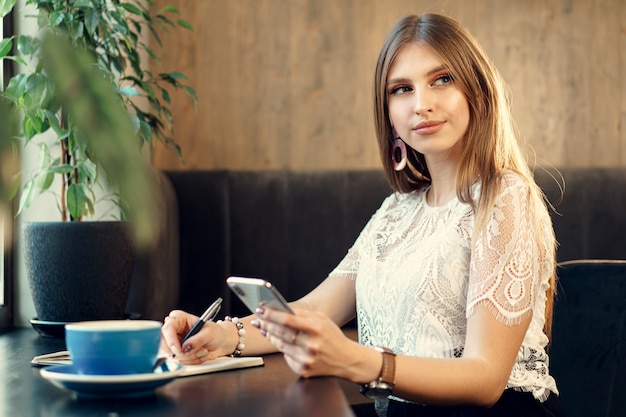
top-left (424, 156), bottom-right (459, 207)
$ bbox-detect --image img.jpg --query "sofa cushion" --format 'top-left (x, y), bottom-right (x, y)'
top-left (164, 170), bottom-right (391, 317)
top-left (534, 167), bottom-right (626, 261)
top-left (549, 259), bottom-right (626, 417)
top-left (163, 168), bottom-right (626, 317)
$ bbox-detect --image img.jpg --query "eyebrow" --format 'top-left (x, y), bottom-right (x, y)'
top-left (386, 64), bottom-right (450, 86)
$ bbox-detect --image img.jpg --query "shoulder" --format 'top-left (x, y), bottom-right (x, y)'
top-left (491, 170), bottom-right (535, 206)
top-left (499, 170), bottom-right (531, 192)
top-left (489, 170), bottom-right (551, 230)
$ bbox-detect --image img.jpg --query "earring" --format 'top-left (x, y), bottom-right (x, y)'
top-left (391, 138), bottom-right (407, 171)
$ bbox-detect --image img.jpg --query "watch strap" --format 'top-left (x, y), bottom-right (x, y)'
top-left (378, 347), bottom-right (396, 385)
top-left (360, 346), bottom-right (397, 399)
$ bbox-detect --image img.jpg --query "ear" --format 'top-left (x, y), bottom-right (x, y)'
top-left (392, 127), bottom-right (400, 139)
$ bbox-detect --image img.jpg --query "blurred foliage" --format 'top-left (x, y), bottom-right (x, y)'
top-left (0, 96), bottom-right (20, 208)
top-left (0, 0), bottom-right (196, 247)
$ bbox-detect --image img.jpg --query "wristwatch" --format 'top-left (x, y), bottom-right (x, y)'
top-left (360, 346), bottom-right (396, 399)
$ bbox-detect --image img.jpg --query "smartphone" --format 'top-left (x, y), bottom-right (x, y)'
top-left (226, 277), bottom-right (294, 314)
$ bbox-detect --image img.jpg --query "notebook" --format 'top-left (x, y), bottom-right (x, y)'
top-left (31, 350), bottom-right (264, 377)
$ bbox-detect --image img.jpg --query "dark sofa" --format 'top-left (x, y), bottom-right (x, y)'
top-left (128, 167), bottom-right (626, 415)
top-left (155, 167), bottom-right (626, 318)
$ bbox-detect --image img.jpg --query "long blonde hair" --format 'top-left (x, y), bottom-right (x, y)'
top-left (373, 13), bottom-right (557, 335)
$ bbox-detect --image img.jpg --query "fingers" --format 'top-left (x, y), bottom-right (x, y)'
top-left (161, 311), bottom-right (185, 351)
top-left (291, 330), bottom-right (300, 345)
top-left (253, 306), bottom-right (307, 351)
top-left (161, 311), bottom-right (228, 365)
top-left (161, 310), bottom-right (203, 358)
top-left (255, 321), bottom-right (301, 350)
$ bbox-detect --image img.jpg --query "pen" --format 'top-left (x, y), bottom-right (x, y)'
top-left (181, 297), bottom-right (223, 345)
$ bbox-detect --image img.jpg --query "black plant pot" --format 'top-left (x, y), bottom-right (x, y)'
top-left (23, 221), bottom-right (135, 323)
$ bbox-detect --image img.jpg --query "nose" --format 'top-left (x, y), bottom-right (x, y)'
top-left (413, 86), bottom-right (433, 114)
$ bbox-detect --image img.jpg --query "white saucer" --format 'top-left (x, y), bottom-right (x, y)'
top-left (40, 361), bottom-right (182, 398)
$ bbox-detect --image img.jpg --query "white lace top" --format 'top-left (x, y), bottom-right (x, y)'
top-left (331, 171), bottom-right (558, 402)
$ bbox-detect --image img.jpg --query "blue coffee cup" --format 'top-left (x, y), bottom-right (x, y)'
top-left (65, 320), bottom-right (162, 375)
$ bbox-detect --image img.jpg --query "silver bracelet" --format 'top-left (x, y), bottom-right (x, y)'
top-left (222, 316), bottom-right (246, 356)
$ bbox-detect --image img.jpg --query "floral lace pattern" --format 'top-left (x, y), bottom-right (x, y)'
top-left (331, 171), bottom-right (558, 401)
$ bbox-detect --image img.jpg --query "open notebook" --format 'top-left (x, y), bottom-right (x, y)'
top-left (31, 351), bottom-right (264, 377)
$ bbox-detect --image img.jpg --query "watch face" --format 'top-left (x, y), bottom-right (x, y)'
top-left (362, 387), bottom-right (392, 399)
top-left (360, 381), bottom-right (394, 399)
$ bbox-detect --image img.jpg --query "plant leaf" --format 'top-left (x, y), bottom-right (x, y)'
top-left (167, 71), bottom-right (187, 80)
top-left (161, 5), bottom-right (179, 13)
top-left (36, 171), bottom-right (54, 191)
top-left (119, 85), bottom-right (140, 97)
top-left (120, 3), bottom-right (144, 17)
top-left (0, 37), bottom-right (12, 58)
top-left (138, 119), bottom-right (151, 145)
top-left (177, 19), bottom-right (193, 31)
top-left (17, 179), bottom-right (36, 215)
top-left (0, 96), bottom-right (20, 207)
top-left (0, 0), bottom-right (16, 19)
top-left (48, 10), bottom-right (64, 27)
top-left (73, 0), bottom-right (93, 8)
top-left (84, 7), bottom-right (98, 36)
top-left (17, 35), bottom-right (39, 56)
top-left (66, 183), bottom-right (88, 220)
top-left (159, 87), bottom-right (170, 104)
top-left (183, 85), bottom-right (198, 107)
top-left (155, 13), bottom-right (175, 28)
top-left (3, 55), bottom-right (27, 66)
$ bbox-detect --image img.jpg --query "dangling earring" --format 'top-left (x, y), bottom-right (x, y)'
top-left (391, 129), bottom-right (407, 171)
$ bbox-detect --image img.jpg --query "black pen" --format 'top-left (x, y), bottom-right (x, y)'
top-left (181, 297), bottom-right (223, 345)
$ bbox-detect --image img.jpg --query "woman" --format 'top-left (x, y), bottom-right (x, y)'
top-left (162, 13), bottom-right (565, 417)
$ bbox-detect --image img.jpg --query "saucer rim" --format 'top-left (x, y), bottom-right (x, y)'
top-left (31, 312), bottom-right (142, 326)
top-left (40, 361), bottom-right (182, 384)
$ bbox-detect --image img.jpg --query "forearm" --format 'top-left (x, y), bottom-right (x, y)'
top-left (349, 307), bottom-right (527, 407)
top-left (336, 341), bottom-right (507, 406)
top-left (216, 314), bottom-right (276, 356)
top-left (290, 274), bottom-right (357, 326)
top-left (391, 355), bottom-right (508, 407)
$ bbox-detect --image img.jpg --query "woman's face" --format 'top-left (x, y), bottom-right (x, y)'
top-left (386, 43), bottom-right (469, 165)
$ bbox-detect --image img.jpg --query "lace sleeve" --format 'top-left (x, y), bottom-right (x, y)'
top-left (467, 174), bottom-right (545, 326)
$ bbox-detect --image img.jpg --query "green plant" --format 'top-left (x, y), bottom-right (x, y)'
top-left (0, 96), bottom-right (20, 210)
top-left (0, 0), bottom-right (196, 224)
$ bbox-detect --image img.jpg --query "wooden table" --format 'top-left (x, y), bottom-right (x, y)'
top-left (0, 328), bottom-right (356, 417)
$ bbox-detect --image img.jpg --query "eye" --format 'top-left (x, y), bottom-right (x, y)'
top-left (431, 74), bottom-right (454, 86)
top-left (388, 85), bottom-right (413, 96)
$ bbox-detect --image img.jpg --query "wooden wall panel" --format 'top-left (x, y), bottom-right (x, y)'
top-left (152, 0), bottom-right (626, 171)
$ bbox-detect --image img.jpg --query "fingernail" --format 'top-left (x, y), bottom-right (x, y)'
top-left (251, 319), bottom-right (260, 328)
top-left (170, 344), bottom-right (182, 358)
top-left (183, 344), bottom-right (192, 353)
top-left (260, 329), bottom-right (267, 337)
top-left (255, 306), bottom-right (265, 315)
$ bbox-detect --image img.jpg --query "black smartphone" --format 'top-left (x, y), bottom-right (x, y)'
top-left (226, 276), bottom-right (294, 314)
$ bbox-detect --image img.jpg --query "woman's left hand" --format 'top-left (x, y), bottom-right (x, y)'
top-left (252, 305), bottom-right (362, 380)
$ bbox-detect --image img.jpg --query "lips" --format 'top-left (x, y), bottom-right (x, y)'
top-left (413, 121), bottom-right (444, 135)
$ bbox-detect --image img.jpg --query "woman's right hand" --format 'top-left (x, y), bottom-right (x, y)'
top-left (161, 309), bottom-right (237, 365)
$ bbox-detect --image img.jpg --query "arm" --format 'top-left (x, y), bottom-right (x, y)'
top-left (258, 302), bottom-right (530, 407)
top-left (392, 306), bottom-right (531, 406)
top-left (160, 272), bottom-right (357, 364)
